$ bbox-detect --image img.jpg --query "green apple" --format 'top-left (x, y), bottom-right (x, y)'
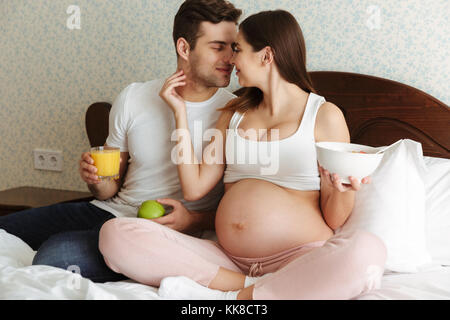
top-left (138, 200), bottom-right (165, 219)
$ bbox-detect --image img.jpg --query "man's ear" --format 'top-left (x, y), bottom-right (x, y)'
top-left (176, 37), bottom-right (190, 61)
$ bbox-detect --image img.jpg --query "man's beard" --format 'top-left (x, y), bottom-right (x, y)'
top-left (190, 58), bottom-right (231, 88)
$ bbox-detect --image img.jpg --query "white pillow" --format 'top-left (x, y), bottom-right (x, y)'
top-left (0, 229), bottom-right (35, 268)
top-left (423, 156), bottom-right (450, 266)
top-left (337, 139), bottom-right (433, 273)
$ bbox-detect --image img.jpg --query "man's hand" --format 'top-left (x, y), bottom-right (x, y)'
top-left (79, 150), bottom-right (128, 201)
top-left (79, 151), bottom-right (123, 185)
top-left (151, 198), bottom-right (199, 234)
top-left (79, 152), bottom-right (100, 185)
top-left (159, 69), bottom-right (187, 116)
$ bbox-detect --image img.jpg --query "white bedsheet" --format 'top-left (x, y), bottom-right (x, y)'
top-left (1, 229), bottom-right (449, 300)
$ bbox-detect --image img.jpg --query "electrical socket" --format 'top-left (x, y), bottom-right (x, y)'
top-left (33, 149), bottom-right (63, 172)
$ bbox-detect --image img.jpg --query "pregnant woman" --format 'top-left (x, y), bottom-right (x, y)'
top-left (99, 10), bottom-right (386, 300)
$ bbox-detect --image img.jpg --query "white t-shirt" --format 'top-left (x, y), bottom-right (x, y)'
top-left (91, 79), bottom-right (235, 218)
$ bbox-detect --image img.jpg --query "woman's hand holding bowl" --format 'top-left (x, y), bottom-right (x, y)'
top-left (318, 164), bottom-right (371, 192)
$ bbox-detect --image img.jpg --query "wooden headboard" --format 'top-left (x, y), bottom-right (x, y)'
top-left (308, 71), bottom-right (450, 159)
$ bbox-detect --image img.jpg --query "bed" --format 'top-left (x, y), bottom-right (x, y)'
top-left (0, 71), bottom-right (449, 300)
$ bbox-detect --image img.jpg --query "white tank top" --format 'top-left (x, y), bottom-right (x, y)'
top-left (223, 92), bottom-right (325, 191)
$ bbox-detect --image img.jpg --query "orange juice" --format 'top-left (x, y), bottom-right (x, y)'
top-left (90, 147), bottom-right (120, 180)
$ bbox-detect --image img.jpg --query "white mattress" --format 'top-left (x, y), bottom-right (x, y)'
top-left (1, 229), bottom-right (449, 300)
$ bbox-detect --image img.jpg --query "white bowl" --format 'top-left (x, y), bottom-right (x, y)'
top-left (315, 142), bottom-right (384, 184)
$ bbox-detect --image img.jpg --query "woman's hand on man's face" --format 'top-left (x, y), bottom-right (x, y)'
top-left (159, 69), bottom-right (187, 116)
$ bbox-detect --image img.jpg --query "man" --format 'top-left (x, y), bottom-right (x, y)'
top-left (0, 0), bottom-right (241, 283)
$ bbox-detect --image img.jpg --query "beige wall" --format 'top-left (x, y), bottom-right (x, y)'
top-left (1, 0), bottom-right (448, 191)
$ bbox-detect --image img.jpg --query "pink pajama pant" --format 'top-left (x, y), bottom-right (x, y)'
top-left (98, 217), bottom-right (387, 300)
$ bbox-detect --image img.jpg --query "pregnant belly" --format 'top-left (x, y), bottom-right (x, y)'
top-left (215, 179), bottom-right (333, 258)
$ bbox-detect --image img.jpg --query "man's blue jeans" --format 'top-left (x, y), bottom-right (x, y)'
top-left (0, 202), bottom-right (127, 283)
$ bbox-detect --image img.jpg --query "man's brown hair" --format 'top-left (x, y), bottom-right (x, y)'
top-left (173, 0), bottom-right (242, 53)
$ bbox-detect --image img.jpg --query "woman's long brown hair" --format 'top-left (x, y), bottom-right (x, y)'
top-left (219, 10), bottom-right (316, 113)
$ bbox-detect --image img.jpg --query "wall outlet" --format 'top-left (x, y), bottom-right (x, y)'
top-left (33, 149), bottom-right (63, 172)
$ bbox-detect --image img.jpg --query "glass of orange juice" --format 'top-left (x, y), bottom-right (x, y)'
top-left (90, 146), bottom-right (120, 181)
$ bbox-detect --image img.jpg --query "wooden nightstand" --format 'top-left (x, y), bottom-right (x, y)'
top-left (0, 186), bottom-right (93, 216)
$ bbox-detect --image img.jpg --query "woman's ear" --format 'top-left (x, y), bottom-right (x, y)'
top-left (176, 37), bottom-right (190, 61)
top-left (261, 47), bottom-right (274, 65)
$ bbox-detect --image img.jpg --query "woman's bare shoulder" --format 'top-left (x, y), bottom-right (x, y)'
top-left (215, 108), bottom-right (235, 130)
top-left (316, 102), bottom-right (344, 122)
top-left (315, 102), bottom-right (350, 142)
